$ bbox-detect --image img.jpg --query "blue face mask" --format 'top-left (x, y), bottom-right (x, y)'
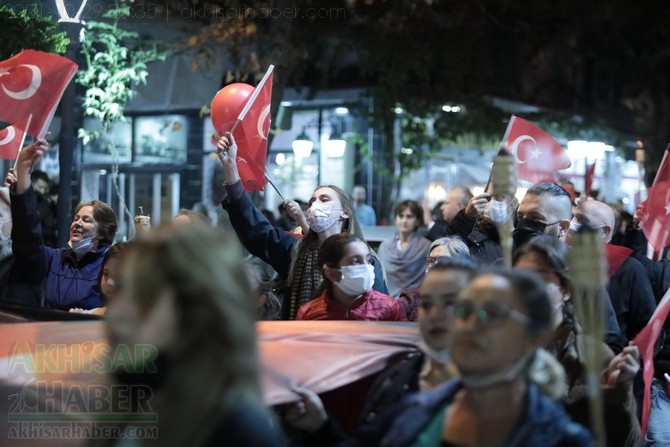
top-left (71, 235), bottom-right (97, 255)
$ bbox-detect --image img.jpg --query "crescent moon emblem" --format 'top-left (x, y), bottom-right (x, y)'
top-left (257, 104), bottom-right (271, 140)
top-left (0, 126), bottom-right (15, 145)
top-left (509, 135), bottom-right (536, 164)
top-left (2, 64), bottom-right (42, 100)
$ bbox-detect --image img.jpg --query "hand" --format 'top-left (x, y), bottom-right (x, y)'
top-left (465, 193), bottom-right (491, 218)
top-left (284, 200), bottom-right (309, 234)
top-left (216, 132), bottom-right (238, 165)
top-left (15, 139), bottom-right (48, 195)
top-left (283, 386), bottom-right (328, 433)
top-left (216, 132), bottom-right (240, 184)
top-left (606, 344), bottom-right (640, 385)
top-left (4, 168), bottom-right (16, 188)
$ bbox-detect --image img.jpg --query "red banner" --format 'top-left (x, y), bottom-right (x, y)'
top-left (0, 50), bottom-right (78, 138)
top-left (585, 162), bottom-right (596, 197)
top-left (633, 287), bottom-right (670, 437)
top-left (500, 116), bottom-right (571, 184)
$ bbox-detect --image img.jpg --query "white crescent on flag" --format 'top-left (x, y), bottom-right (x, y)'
top-left (1, 65), bottom-right (42, 100)
top-left (0, 126), bottom-right (15, 145)
top-left (509, 135), bottom-right (535, 164)
top-left (257, 104), bottom-right (271, 140)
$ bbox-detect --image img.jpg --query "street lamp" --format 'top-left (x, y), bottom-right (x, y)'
top-left (292, 129), bottom-right (313, 158)
top-left (324, 118), bottom-right (346, 158)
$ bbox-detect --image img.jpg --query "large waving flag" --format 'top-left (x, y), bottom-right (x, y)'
top-left (639, 145), bottom-right (670, 252)
top-left (633, 287), bottom-right (670, 437)
top-left (0, 117), bottom-right (29, 160)
top-left (211, 66), bottom-right (274, 192)
top-left (500, 116), bottom-right (571, 184)
top-left (0, 50), bottom-right (78, 139)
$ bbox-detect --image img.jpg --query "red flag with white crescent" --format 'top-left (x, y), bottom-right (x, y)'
top-left (639, 147), bottom-right (670, 252)
top-left (633, 287), bottom-right (670, 437)
top-left (0, 116), bottom-right (29, 160)
top-left (0, 50), bottom-right (78, 138)
top-left (501, 116), bottom-right (571, 184)
top-left (237, 68), bottom-right (273, 192)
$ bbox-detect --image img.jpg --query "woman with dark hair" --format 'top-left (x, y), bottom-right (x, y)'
top-left (296, 233), bottom-right (405, 321)
top-left (217, 133), bottom-right (388, 319)
top-left (8, 140), bottom-right (119, 310)
top-left (378, 199), bottom-right (431, 298)
top-left (514, 235), bottom-right (641, 447)
top-left (342, 268), bottom-right (593, 447)
top-left (103, 223), bottom-right (282, 446)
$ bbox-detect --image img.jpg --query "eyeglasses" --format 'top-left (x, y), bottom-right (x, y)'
top-left (453, 301), bottom-right (531, 327)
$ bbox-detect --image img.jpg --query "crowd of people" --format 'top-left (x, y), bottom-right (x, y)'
top-left (1, 133), bottom-right (669, 446)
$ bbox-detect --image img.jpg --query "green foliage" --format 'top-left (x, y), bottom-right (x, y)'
top-left (77, 2), bottom-right (171, 143)
top-left (0, 5), bottom-right (69, 60)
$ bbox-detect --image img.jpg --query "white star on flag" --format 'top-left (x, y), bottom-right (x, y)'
top-left (529, 148), bottom-right (542, 159)
top-left (665, 202), bottom-right (670, 215)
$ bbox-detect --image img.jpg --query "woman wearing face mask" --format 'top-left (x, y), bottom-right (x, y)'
top-left (341, 269), bottom-right (593, 447)
top-left (217, 133), bottom-right (388, 320)
top-left (295, 234), bottom-right (405, 321)
top-left (7, 141), bottom-right (118, 311)
top-left (378, 200), bottom-right (432, 298)
top-left (514, 235), bottom-right (641, 447)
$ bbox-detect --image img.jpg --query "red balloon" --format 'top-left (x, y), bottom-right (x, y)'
top-left (211, 83), bottom-right (255, 142)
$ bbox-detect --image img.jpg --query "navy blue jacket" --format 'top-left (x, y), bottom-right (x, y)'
top-left (339, 379), bottom-right (593, 447)
top-left (11, 186), bottom-right (105, 310)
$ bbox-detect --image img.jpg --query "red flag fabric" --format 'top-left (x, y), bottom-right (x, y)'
top-left (633, 287), bottom-right (670, 437)
top-left (639, 148), bottom-right (670, 252)
top-left (236, 70), bottom-right (273, 192)
top-left (0, 117), bottom-right (28, 160)
top-left (501, 116), bottom-right (571, 184)
top-left (0, 50), bottom-right (78, 138)
top-left (585, 162), bottom-right (596, 197)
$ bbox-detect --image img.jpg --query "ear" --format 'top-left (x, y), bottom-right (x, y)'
top-left (323, 265), bottom-right (342, 283)
top-left (340, 211), bottom-right (350, 221)
top-left (557, 219), bottom-right (570, 238)
top-left (602, 225), bottom-right (612, 241)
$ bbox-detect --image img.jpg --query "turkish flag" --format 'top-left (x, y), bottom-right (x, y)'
top-left (639, 147), bottom-right (670, 252)
top-left (236, 69), bottom-right (273, 192)
top-left (633, 287), bottom-right (670, 438)
top-left (0, 117), bottom-right (28, 160)
top-left (585, 162), bottom-right (596, 196)
top-left (501, 116), bottom-right (571, 184)
top-left (0, 50), bottom-right (78, 138)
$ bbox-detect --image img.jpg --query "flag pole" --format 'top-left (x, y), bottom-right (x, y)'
top-left (264, 167), bottom-right (285, 201)
top-left (13, 114), bottom-right (32, 172)
top-left (227, 65), bottom-right (276, 136)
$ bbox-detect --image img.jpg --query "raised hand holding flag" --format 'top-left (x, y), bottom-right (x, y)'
top-left (500, 115), bottom-right (571, 184)
top-left (0, 50), bottom-right (77, 139)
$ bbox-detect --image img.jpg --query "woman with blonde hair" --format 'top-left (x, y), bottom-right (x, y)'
top-left (217, 133), bottom-right (388, 319)
top-left (104, 223), bottom-right (282, 446)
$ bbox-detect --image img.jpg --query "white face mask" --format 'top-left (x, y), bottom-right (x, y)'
top-left (307, 203), bottom-right (341, 233)
top-left (71, 235), bottom-right (97, 255)
top-left (568, 218), bottom-right (581, 235)
top-left (334, 264), bottom-right (375, 296)
top-left (487, 199), bottom-right (511, 224)
top-left (0, 218), bottom-right (10, 241)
